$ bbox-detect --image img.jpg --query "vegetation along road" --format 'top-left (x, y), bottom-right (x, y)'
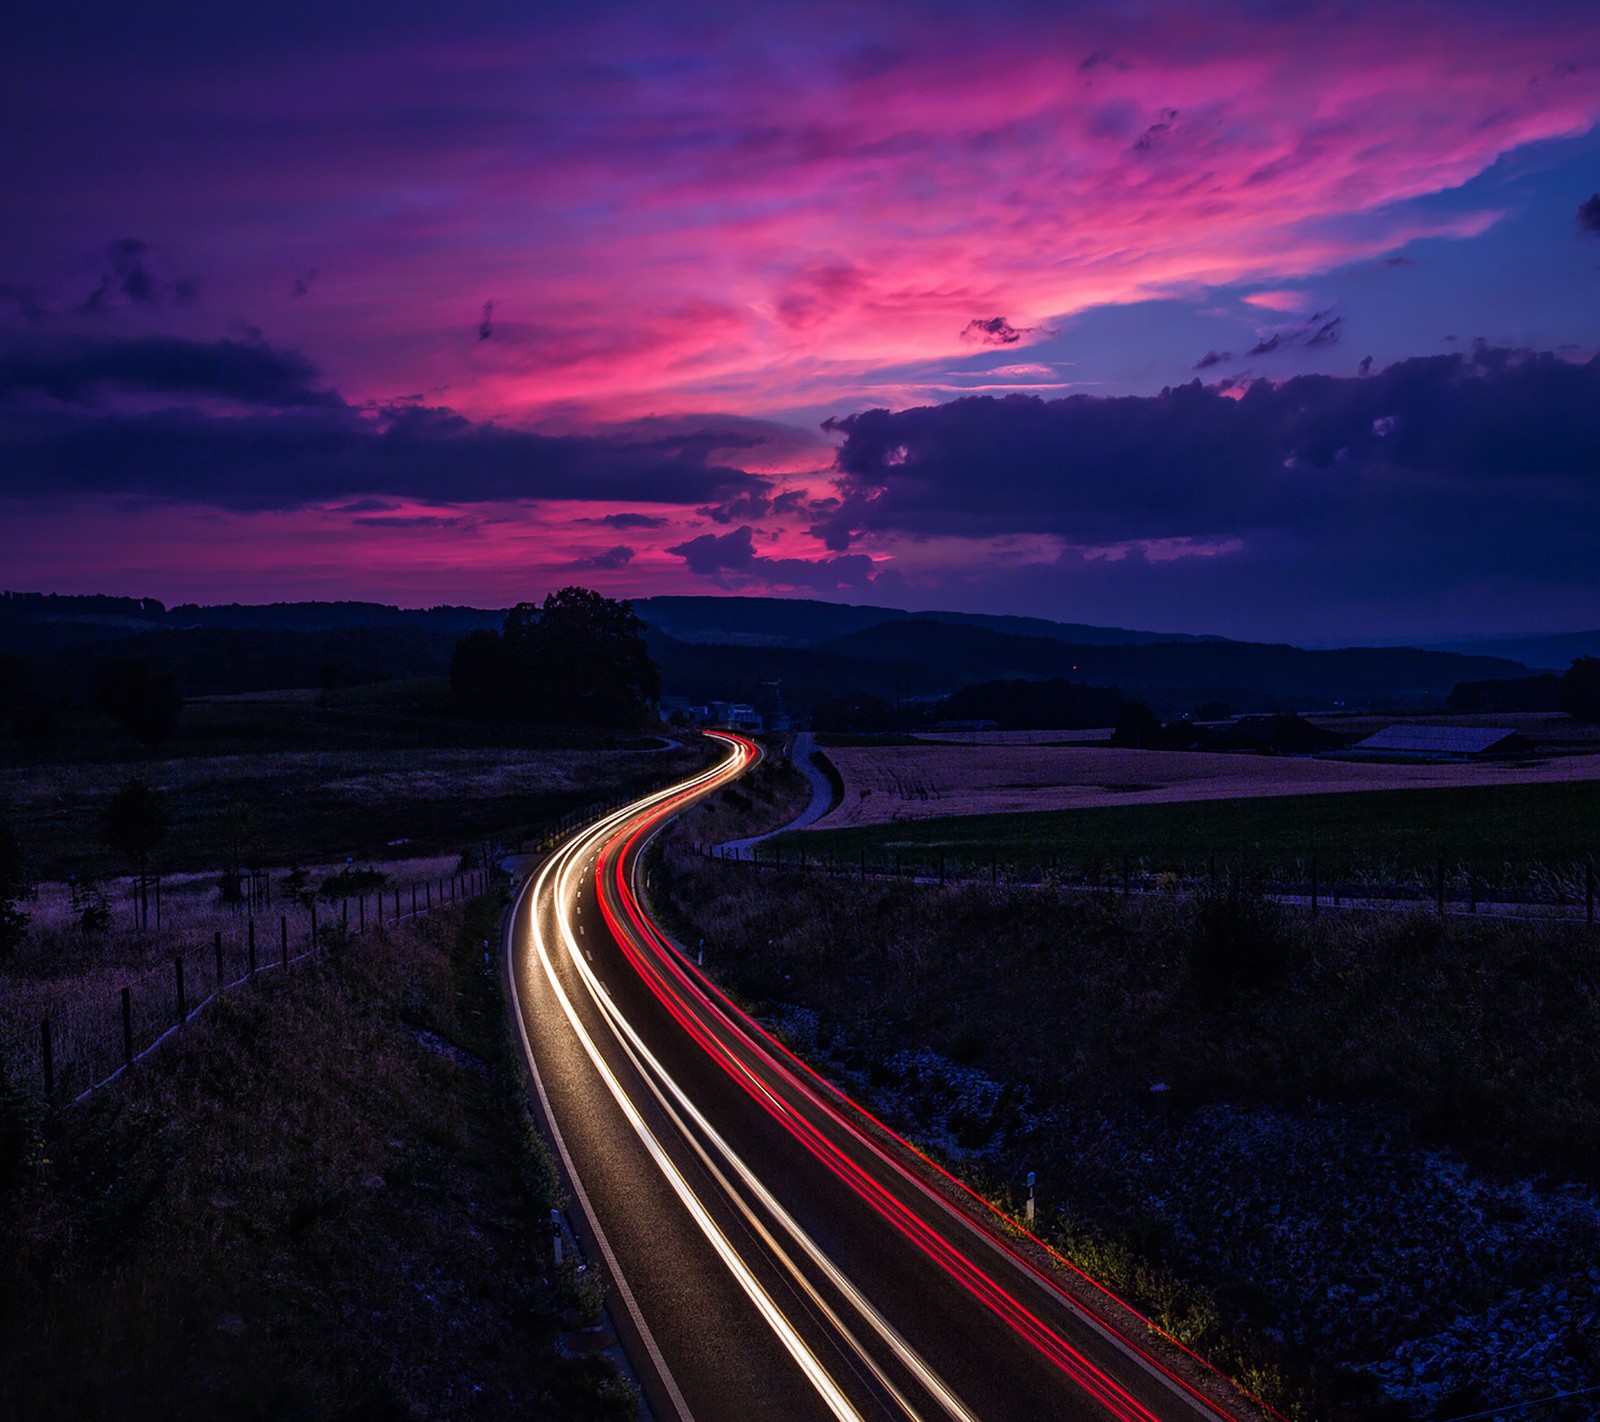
top-left (505, 732), bottom-right (1272, 1422)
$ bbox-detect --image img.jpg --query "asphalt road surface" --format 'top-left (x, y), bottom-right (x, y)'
top-left (505, 732), bottom-right (1267, 1422)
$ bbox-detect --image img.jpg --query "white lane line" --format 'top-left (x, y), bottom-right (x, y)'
top-left (506, 871), bottom-right (695, 1422)
top-left (536, 846), bottom-right (864, 1422)
top-left (576, 865), bottom-right (979, 1422)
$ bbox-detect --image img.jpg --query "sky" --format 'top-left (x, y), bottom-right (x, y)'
top-left (3, 0), bottom-right (1599, 643)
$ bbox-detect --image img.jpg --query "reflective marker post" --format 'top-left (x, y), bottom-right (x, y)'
top-left (1025, 1170), bottom-right (1036, 1225)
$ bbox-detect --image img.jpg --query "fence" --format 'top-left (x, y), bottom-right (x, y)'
top-left (701, 841), bottom-right (1600, 926)
top-left (15, 866), bottom-right (501, 1107)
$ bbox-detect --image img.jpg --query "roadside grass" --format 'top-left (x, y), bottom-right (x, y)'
top-left (655, 781), bottom-right (1600, 1419)
top-left (0, 893), bottom-right (635, 1422)
top-left (779, 779), bottom-right (1600, 889)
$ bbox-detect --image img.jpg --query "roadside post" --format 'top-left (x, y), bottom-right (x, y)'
top-left (1025, 1171), bottom-right (1036, 1225)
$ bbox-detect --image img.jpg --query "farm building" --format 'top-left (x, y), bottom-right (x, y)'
top-left (1349, 725), bottom-right (1527, 760)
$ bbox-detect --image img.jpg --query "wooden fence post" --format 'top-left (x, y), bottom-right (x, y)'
top-left (40, 1018), bottom-right (53, 1096)
top-left (121, 987), bottom-right (134, 1069)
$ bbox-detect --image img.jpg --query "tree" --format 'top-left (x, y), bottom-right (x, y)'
top-left (94, 658), bottom-right (183, 746)
top-left (101, 777), bottom-right (169, 931)
top-left (450, 629), bottom-right (508, 709)
top-left (1109, 700), bottom-right (1163, 748)
top-left (0, 809), bottom-right (28, 960)
top-left (1561, 657), bottom-right (1600, 722)
top-left (451, 587), bottom-right (659, 728)
top-left (520, 587), bottom-right (659, 728)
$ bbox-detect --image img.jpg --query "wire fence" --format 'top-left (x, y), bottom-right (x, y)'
top-left (11, 865), bottom-right (501, 1108)
top-left (700, 841), bottom-right (1600, 926)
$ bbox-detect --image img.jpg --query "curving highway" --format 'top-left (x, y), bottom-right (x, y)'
top-left (505, 732), bottom-right (1266, 1422)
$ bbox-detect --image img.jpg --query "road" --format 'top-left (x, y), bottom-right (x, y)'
top-left (505, 732), bottom-right (1266, 1422)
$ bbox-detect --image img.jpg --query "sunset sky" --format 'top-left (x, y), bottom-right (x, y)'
top-left (4, 0), bottom-right (1599, 641)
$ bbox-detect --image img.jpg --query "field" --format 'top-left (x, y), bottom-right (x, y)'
top-left (658, 781), bottom-right (1600, 1420)
top-left (808, 740), bottom-right (1600, 830)
top-left (780, 779), bottom-right (1600, 887)
top-left (0, 690), bottom-right (705, 880)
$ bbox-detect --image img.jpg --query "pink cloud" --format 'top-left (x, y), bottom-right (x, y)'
top-left (14, 3), bottom-right (1596, 427)
top-left (1243, 290), bottom-right (1312, 312)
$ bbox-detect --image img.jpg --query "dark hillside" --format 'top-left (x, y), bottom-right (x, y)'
top-left (823, 620), bottom-right (1531, 709)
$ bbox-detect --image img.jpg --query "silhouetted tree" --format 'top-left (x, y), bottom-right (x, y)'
top-left (94, 658), bottom-right (182, 746)
top-left (1561, 657), bottom-right (1600, 722)
top-left (101, 777), bottom-right (169, 930)
top-left (450, 587), bottom-right (659, 728)
top-left (1109, 700), bottom-right (1163, 748)
top-left (451, 629), bottom-right (509, 709)
top-left (0, 809), bottom-right (28, 959)
top-left (209, 801), bottom-right (261, 909)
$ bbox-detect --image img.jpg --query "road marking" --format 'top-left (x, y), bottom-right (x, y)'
top-left (538, 835), bottom-right (866, 1422)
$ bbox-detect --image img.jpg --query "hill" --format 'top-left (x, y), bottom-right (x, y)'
top-left (631, 594), bottom-right (1215, 649)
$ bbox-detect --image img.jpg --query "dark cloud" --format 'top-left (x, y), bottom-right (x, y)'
top-left (1078, 50), bottom-right (1129, 73)
top-left (1248, 310), bottom-right (1342, 357)
top-left (0, 334), bottom-right (766, 511)
top-left (585, 512), bottom-right (668, 529)
top-left (771, 488), bottom-right (810, 515)
top-left (1579, 194), bottom-right (1600, 237)
top-left (1194, 349), bottom-right (1232, 370)
top-left (668, 525), bottom-right (758, 574)
top-left (0, 335), bottom-right (338, 408)
top-left (666, 524), bottom-right (877, 592)
top-left (1385, 256), bottom-right (1418, 267)
top-left (697, 490), bottom-right (772, 524)
top-left (1306, 314), bottom-right (1343, 346)
top-left (1359, 355), bottom-right (1374, 375)
top-left (478, 299), bottom-right (496, 341)
top-left (352, 513), bottom-right (476, 529)
top-left (331, 497), bottom-right (401, 513)
top-left (814, 348), bottom-right (1600, 602)
top-left (0, 283), bottom-right (50, 323)
top-left (571, 544), bottom-right (635, 570)
top-left (78, 238), bottom-right (198, 315)
top-left (290, 268), bottom-right (319, 298)
top-left (961, 316), bottom-right (1032, 347)
top-left (1131, 107), bottom-right (1179, 153)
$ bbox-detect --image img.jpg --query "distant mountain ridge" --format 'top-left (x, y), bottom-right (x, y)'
top-left (1423, 630), bottom-right (1600, 672)
top-left (629, 595), bottom-right (1219, 649)
top-left (0, 589), bottom-right (1542, 713)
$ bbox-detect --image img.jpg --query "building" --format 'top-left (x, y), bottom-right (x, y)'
top-left (1348, 725), bottom-right (1527, 760)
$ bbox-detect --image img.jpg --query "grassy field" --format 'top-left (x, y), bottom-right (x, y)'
top-left (0, 690), bottom-right (708, 881)
top-left (780, 779), bottom-right (1600, 887)
top-left (658, 787), bottom-right (1600, 1419)
top-left (0, 893), bottom-right (634, 1421)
